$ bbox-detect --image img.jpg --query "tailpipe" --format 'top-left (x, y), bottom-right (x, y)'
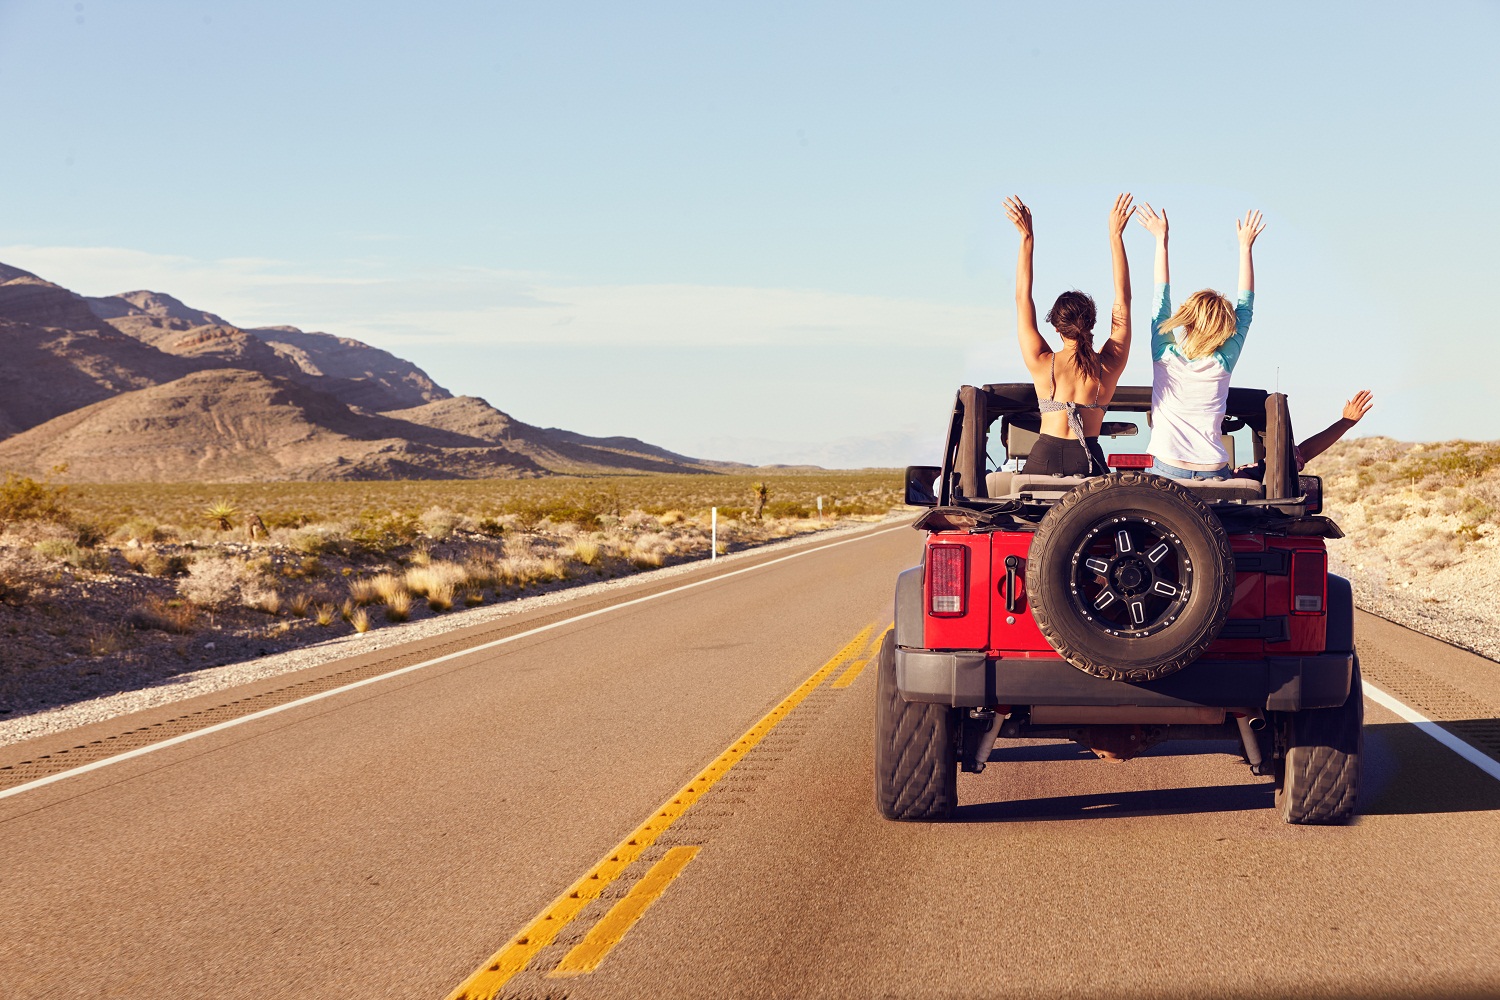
top-left (1234, 712), bottom-right (1270, 774)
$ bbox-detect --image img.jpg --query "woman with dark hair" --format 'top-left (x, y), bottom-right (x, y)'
top-left (1003, 193), bottom-right (1136, 475)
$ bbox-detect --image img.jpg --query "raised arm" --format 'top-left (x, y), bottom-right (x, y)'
top-left (1136, 203), bottom-right (1172, 359)
top-left (1298, 390), bottom-right (1374, 463)
top-left (1216, 209), bottom-right (1266, 372)
top-left (1105, 192), bottom-right (1135, 359)
top-left (1236, 208), bottom-right (1265, 293)
top-left (1004, 196), bottom-right (1048, 370)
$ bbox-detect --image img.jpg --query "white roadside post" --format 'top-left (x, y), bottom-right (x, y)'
top-left (817, 496), bottom-right (823, 519)
top-left (711, 507), bottom-right (717, 562)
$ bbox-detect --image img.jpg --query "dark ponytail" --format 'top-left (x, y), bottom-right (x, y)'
top-left (1046, 290), bottom-right (1101, 384)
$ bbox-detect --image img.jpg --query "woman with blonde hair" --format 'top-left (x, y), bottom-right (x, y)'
top-left (1135, 204), bottom-right (1265, 479)
top-left (1003, 193), bottom-right (1137, 476)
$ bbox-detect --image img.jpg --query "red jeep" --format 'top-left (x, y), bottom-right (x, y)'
top-left (877, 384), bottom-right (1360, 825)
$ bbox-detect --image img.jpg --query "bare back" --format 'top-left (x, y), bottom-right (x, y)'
top-left (1028, 341), bottom-right (1127, 438)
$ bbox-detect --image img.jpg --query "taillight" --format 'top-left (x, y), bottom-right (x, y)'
top-left (928, 544), bottom-right (968, 616)
top-left (1290, 550), bottom-right (1326, 614)
top-left (1109, 453), bottom-right (1153, 469)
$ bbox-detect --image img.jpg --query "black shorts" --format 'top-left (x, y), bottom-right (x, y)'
top-left (1023, 434), bottom-right (1107, 476)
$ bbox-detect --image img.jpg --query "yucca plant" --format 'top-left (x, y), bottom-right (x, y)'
top-left (203, 499), bottom-right (239, 532)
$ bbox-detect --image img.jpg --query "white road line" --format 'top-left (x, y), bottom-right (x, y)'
top-left (0, 523), bottom-right (911, 802)
top-left (1364, 681), bottom-right (1500, 782)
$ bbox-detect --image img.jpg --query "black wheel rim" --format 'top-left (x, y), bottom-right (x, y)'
top-left (1066, 514), bottom-right (1192, 637)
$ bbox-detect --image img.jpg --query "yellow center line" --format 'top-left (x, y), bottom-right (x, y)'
top-left (442, 622), bottom-right (876, 1000)
top-left (548, 845), bottom-right (701, 978)
top-left (831, 624), bottom-right (892, 688)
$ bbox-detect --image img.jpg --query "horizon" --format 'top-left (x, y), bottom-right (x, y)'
top-left (2, 1), bottom-right (1496, 466)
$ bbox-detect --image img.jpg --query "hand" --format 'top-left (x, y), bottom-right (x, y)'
top-left (1342, 390), bottom-right (1373, 423)
top-left (1236, 209), bottom-right (1266, 248)
top-left (1004, 196), bottom-right (1033, 239)
top-left (1136, 202), bottom-right (1168, 240)
top-left (1107, 192), bottom-right (1135, 238)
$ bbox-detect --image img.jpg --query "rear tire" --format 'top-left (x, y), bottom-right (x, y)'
top-left (1276, 658), bottom-right (1363, 825)
top-left (874, 632), bottom-right (958, 821)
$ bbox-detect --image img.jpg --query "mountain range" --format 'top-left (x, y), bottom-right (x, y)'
top-left (0, 262), bottom-right (739, 481)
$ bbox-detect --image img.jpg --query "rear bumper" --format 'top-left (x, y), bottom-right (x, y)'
top-left (895, 647), bottom-right (1354, 712)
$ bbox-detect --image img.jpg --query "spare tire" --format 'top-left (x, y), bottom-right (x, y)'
top-left (1027, 472), bottom-right (1235, 683)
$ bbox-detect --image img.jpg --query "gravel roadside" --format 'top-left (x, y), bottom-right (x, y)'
top-left (0, 515), bottom-right (909, 747)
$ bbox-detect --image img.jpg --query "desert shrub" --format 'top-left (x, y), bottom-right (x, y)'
top-left (289, 592), bottom-right (313, 618)
top-left (629, 542), bottom-right (665, 569)
top-left (127, 597), bottom-right (198, 634)
top-left (0, 472), bottom-right (70, 525)
top-left (74, 522), bottom-right (106, 548)
top-left (658, 510), bottom-right (685, 526)
top-left (111, 518), bottom-right (167, 545)
top-left (178, 557), bottom-right (246, 607)
top-left (476, 517), bottom-right (505, 537)
top-left (0, 550), bottom-right (42, 605)
top-left (1407, 534), bottom-right (1464, 571)
top-left (464, 590), bottom-right (483, 606)
top-left (765, 501), bottom-right (813, 519)
top-left (315, 603), bottom-right (337, 626)
top-left (88, 625), bottom-right (131, 657)
top-left (349, 512), bottom-right (420, 553)
top-left (420, 506), bottom-right (459, 540)
top-left (285, 527), bottom-right (335, 556)
top-left (1400, 441), bottom-right (1500, 483)
top-left (34, 539), bottom-right (112, 572)
top-left (243, 583), bottom-right (281, 615)
top-left (145, 553), bottom-right (190, 577)
top-left (350, 607), bottom-right (372, 633)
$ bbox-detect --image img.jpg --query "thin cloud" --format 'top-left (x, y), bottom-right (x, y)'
top-left (0, 244), bottom-right (1004, 349)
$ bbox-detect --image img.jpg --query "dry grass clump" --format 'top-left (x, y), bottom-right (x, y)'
top-left (348, 576), bottom-right (383, 607)
top-left (350, 607), bottom-right (372, 633)
top-left (426, 583), bottom-right (454, 612)
top-left (464, 590), bottom-right (483, 606)
top-left (385, 589), bottom-right (413, 622)
top-left (243, 584), bottom-right (281, 615)
top-left (315, 603), bottom-right (337, 626)
top-left (405, 561), bottom-right (470, 598)
top-left (569, 537), bottom-right (600, 566)
top-left (289, 592), bottom-right (313, 618)
top-left (126, 596), bottom-right (197, 634)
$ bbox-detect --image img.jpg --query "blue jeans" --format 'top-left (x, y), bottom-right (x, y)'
top-left (1147, 458), bottom-right (1230, 480)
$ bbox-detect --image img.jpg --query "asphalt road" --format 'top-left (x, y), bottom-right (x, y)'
top-left (3, 523), bottom-right (1499, 1000)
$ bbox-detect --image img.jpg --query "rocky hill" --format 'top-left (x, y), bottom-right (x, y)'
top-left (0, 261), bottom-right (736, 481)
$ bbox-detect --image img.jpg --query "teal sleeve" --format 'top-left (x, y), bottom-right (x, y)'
top-left (1215, 289), bottom-right (1254, 372)
top-left (1150, 282), bottom-right (1173, 362)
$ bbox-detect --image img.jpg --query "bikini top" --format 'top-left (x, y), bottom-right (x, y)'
top-left (1036, 354), bottom-right (1105, 474)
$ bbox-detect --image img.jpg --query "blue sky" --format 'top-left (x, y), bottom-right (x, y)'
top-left (1, 1), bottom-right (1496, 466)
